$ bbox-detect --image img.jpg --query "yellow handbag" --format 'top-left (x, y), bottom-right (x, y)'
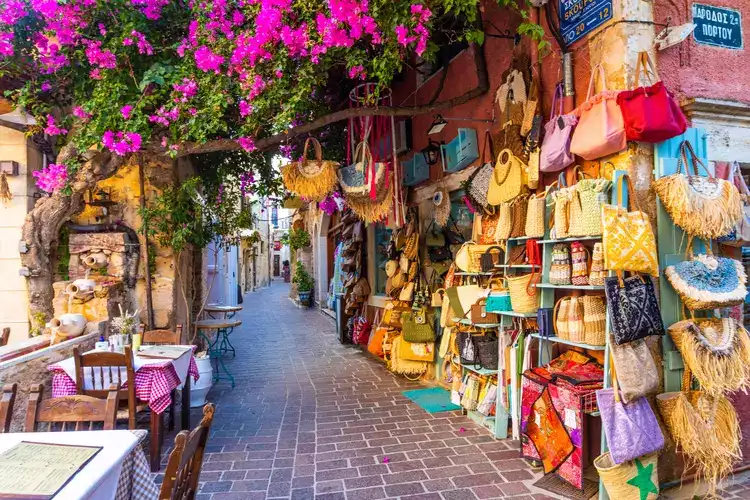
top-left (455, 242), bottom-right (503, 273)
top-left (495, 202), bottom-right (513, 241)
top-left (281, 138), bottom-right (339, 202)
top-left (487, 149), bottom-right (527, 205)
top-left (391, 336), bottom-right (428, 377)
top-left (602, 174), bottom-right (659, 276)
top-left (398, 340), bottom-right (435, 362)
top-left (440, 295), bottom-right (455, 328)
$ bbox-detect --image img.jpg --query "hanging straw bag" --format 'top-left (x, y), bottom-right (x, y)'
top-left (667, 317), bottom-right (750, 395)
top-left (338, 142), bottom-right (388, 202)
top-left (570, 242), bottom-right (590, 286)
top-left (496, 202), bottom-right (513, 241)
top-left (602, 174), bottom-right (659, 276)
top-left (576, 177), bottom-right (612, 236)
top-left (570, 64), bottom-right (626, 160)
top-left (391, 336), bottom-right (428, 377)
top-left (557, 296), bottom-right (584, 342)
top-left (281, 138), bottom-right (339, 201)
top-left (596, 374), bottom-right (665, 465)
top-left (582, 295), bottom-right (606, 346)
top-left (464, 132), bottom-right (496, 213)
top-left (595, 452), bottom-right (659, 500)
top-left (552, 173), bottom-right (572, 239)
top-left (665, 237), bottom-right (747, 311)
top-left (525, 183), bottom-right (555, 239)
top-left (347, 182), bottom-right (393, 224)
top-left (488, 149), bottom-right (527, 206)
top-left (508, 273), bottom-right (539, 314)
top-left (656, 370), bottom-right (741, 496)
top-left (549, 244), bottom-right (571, 285)
top-left (589, 243), bottom-right (607, 286)
top-left (540, 83), bottom-right (578, 173)
top-left (554, 297), bottom-right (571, 340)
top-left (509, 195), bottom-right (528, 238)
top-left (653, 140), bottom-right (742, 240)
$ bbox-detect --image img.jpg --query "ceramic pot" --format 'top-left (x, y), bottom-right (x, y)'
top-left (48, 313), bottom-right (87, 336)
top-left (298, 291), bottom-right (312, 307)
top-left (66, 279), bottom-right (96, 296)
top-left (190, 356), bottom-right (213, 407)
top-left (83, 253), bottom-right (108, 269)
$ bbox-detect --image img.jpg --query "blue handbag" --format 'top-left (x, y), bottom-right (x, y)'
top-left (486, 291), bottom-right (512, 313)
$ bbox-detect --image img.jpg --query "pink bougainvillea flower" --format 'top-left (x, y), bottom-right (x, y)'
top-left (237, 136), bottom-right (256, 152)
top-left (120, 105), bottom-right (134, 120)
top-left (348, 65), bottom-right (366, 80)
top-left (194, 45), bottom-right (224, 73)
top-left (33, 163), bottom-right (68, 193)
top-left (0, 32), bottom-right (14, 57)
top-left (72, 106), bottom-right (91, 120)
top-left (173, 78), bottom-right (198, 101)
top-left (44, 115), bottom-right (67, 136)
top-left (102, 130), bottom-right (141, 156)
top-left (0, 0), bottom-right (27, 25)
top-left (239, 100), bottom-right (253, 118)
top-left (40, 81), bottom-right (51, 91)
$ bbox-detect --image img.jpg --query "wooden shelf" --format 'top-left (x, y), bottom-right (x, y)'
top-left (454, 271), bottom-right (495, 276)
top-left (507, 236), bottom-right (535, 241)
top-left (530, 333), bottom-right (607, 351)
top-left (535, 283), bottom-right (605, 291)
top-left (494, 264), bottom-right (534, 269)
top-left (538, 236), bottom-right (602, 244)
top-left (498, 311), bottom-right (537, 318)
top-left (452, 318), bottom-right (503, 328)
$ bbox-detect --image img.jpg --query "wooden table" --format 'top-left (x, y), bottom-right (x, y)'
top-left (196, 319), bottom-right (241, 389)
top-left (49, 347), bottom-right (198, 472)
top-left (0, 430), bottom-right (138, 499)
top-left (205, 304), bottom-right (242, 320)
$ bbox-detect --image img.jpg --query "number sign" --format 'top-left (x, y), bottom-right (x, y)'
top-left (559, 0), bottom-right (613, 45)
top-left (692, 4), bottom-right (743, 50)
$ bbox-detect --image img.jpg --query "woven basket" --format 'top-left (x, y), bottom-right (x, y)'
top-left (549, 244), bottom-right (571, 285)
top-left (525, 191), bottom-right (546, 238)
top-left (582, 295), bottom-right (606, 346)
top-left (595, 452), bottom-right (659, 500)
top-left (281, 138), bottom-right (339, 202)
top-left (496, 202), bottom-right (513, 241)
top-left (589, 242), bottom-right (606, 286)
top-left (508, 273), bottom-right (539, 313)
top-left (347, 182), bottom-right (393, 224)
top-left (509, 195), bottom-right (528, 238)
top-left (554, 297), bottom-right (570, 340)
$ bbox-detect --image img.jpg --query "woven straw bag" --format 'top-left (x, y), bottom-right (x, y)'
top-left (496, 203), bottom-right (513, 241)
top-left (589, 243), bottom-right (606, 286)
top-left (582, 295), bottom-right (606, 346)
top-left (525, 184), bottom-right (553, 238)
top-left (338, 142), bottom-right (388, 202)
top-left (554, 297), bottom-right (571, 340)
top-left (595, 452), bottom-right (659, 500)
top-left (521, 76), bottom-right (539, 138)
top-left (347, 181), bottom-right (393, 224)
top-left (488, 149), bottom-right (527, 205)
top-left (507, 273), bottom-right (539, 314)
top-left (653, 140), bottom-right (742, 240)
top-left (281, 138), bottom-right (339, 202)
top-left (549, 244), bottom-right (571, 285)
top-left (552, 173), bottom-right (572, 239)
top-left (576, 177), bottom-right (612, 236)
top-left (554, 296), bottom-right (584, 342)
top-left (570, 242), bottom-right (590, 286)
top-left (509, 195), bottom-right (528, 238)
top-left (465, 132), bottom-right (496, 212)
top-left (602, 174), bottom-right (659, 276)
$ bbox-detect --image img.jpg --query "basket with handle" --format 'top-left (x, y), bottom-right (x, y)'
top-left (281, 138), bottom-right (339, 202)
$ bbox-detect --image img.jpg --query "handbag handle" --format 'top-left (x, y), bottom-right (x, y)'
top-left (552, 297), bottom-right (569, 336)
top-left (549, 82), bottom-right (564, 120)
top-left (585, 64), bottom-right (608, 101)
top-left (494, 149), bottom-right (516, 186)
top-left (352, 141), bottom-right (373, 170)
top-left (634, 51), bottom-right (660, 88)
top-left (482, 130), bottom-right (496, 165)
top-left (557, 170), bottom-right (568, 188)
top-left (614, 173), bottom-right (650, 219)
top-left (677, 140), bottom-right (712, 178)
top-left (300, 137), bottom-right (324, 166)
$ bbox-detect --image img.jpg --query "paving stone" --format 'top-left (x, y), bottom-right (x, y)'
top-left (150, 284), bottom-right (551, 500)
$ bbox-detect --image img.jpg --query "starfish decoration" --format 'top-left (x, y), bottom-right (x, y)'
top-left (626, 458), bottom-right (658, 500)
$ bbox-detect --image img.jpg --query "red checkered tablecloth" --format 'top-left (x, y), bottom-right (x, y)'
top-left (48, 354), bottom-right (199, 415)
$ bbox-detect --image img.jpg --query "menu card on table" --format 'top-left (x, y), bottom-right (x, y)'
top-left (137, 345), bottom-right (192, 360)
top-left (0, 441), bottom-right (102, 498)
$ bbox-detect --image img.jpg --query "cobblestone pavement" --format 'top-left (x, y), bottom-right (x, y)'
top-left (180, 282), bottom-right (566, 500)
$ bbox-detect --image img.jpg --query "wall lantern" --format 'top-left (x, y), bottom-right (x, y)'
top-left (0, 161), bottom-right (19, 176)
top-left (421, 140), bottom-right (443, 166)
top-left (427, 115), bottom-right (448, 135)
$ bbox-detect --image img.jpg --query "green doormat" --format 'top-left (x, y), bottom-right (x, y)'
top-left (402, 387), bottom-right (460, 413)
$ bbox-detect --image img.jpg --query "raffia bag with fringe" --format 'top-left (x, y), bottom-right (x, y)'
top-left (667, 317), bottom-right (750, 396)
top-left (656, 370), bottom-right (742, 497)
top-left (653, 140), bottom-right (742, 240)
top-left (390, 335), bottom-right (428, 379)
top-left (347, 181), bottom-right (393, 224)
top-left (281, 138), bottom-right (339, 202)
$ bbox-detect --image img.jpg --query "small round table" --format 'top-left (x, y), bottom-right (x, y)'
top-left (195, 318), bottom-right (241, 388)
top-left (205, 305), bottom-right (243, 320)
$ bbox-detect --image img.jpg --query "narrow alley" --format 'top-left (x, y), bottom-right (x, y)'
top-left (188, 283), bottom-right (558, 500)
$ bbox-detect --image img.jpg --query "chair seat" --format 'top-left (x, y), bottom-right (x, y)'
top-left (117, 404), bottom-right (148, 420)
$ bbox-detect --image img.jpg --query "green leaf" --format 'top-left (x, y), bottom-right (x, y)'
top-left (465, 29), bottom-right (485, 45)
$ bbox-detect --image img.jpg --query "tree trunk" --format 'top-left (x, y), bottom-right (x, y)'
top-left (21, 148), bottom-right (126, 322)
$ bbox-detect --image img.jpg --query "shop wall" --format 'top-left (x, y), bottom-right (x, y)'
top-left (655, 0), bottom-right (750, 104)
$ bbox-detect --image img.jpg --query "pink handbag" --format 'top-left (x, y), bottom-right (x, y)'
top-left (540, 83), bottom-right (578, 173)
top-left (570, 65), bottom-right (626, 160)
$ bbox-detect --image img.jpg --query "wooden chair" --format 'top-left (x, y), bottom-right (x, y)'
top-left (0, 328), bottom-right (9, 347)
top-left (143, 325), bottom-right (182, 345)
top-left (159, 404), bottom-right (216, 500)
top-left (0, 383), bottom-right (17, 433)
top-left (25, 383), bottom-right (119, 431)
top-left (73, 346), bottom-right (139, 429)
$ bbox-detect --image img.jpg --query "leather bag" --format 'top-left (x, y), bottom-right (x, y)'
top-left (480, 246), bottom-right (504, 273)
top-left (605, 273), bottom-right (665, 345)
top-left (617, 51), bottom-right (687, 143)
top-left (570, 65), bottom-right (626, 160)
top-left (471, 299), bottom-right (500, 325)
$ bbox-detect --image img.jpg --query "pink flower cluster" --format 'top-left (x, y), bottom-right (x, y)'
top-left (121, 105), bottom-right (134, 120)
top-left (44, 115), bottom-right (67, 136)
top-left (149, 106), bottom-right (180, 126)
top-left (102, 130), bottom-right (142, 155)
top-left (239, 171), bottom-right (255, 196)
top-left (395, 4), bottom-right (431, 55)
top-left (130, 0), bottom-right (170, 20)
top-left (0, 32), bottom-right (12, 57)
top-left (237, 136), bottom-right (256, 152)
top-left (73, 106), bottom-right (92, 120)
top-left (239, 100), bottom-right (253, 118)
top-left (348, 65), bottom-right (366, 80)
top-left (194, 45), bottom-right (224, 73)
top-left (123, 30), bottom-right (153, 55)
top-left (173, 78), bottom-right (198, 102)
top-left (83, 40), bottom-right (117, 70)
top-left (319, 191), bottom-right (345, 216)
top-left (33, 162), bottom-right (68, 193)
top-left (0, 0), bottom-right (27, 25)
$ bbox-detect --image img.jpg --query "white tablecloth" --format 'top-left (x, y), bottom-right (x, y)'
top-left (0, 430), bottom-right (138, 500)
top-left (52, 346), bottom-right (194, 390)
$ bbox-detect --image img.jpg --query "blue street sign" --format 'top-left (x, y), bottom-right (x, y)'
top-left (559, 0), bottom-right (613, 46)
top-left (692, 3), bottom-right (743, 50)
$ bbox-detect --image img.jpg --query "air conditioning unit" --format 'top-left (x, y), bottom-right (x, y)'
top-left (394, 119), bottom-right (412, 155)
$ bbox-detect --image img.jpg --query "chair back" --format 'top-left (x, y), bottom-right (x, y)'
top-left (143, 325), bottom-right (182, 345)
top-left (0, 328), bottom-right (9, 347)
top-left (25, 384), bottom-right (119, 432)
top-left (159, 404), bottom-right (216, 499)
top-left (73, 346), bottom-right (137, 429)
top-left (0, 383), bottom-right (17, 433)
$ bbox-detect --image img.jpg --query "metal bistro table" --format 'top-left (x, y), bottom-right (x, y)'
top-left (204, 305), bottom-right (242, 356)
top-left (195, 318), bottom-right (241, 389)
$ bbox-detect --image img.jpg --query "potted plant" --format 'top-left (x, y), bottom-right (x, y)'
top-left (293, 262), bottom-right (314, 307)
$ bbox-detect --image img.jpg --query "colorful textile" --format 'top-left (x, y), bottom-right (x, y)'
top-left (525, 386), bottom-right (575, 474)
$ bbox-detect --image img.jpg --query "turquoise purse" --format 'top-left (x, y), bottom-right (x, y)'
top-left (486, 291), bottom-right (512, 313)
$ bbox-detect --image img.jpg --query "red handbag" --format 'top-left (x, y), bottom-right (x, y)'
top-left (617, 51), bottom-right (687, 143)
